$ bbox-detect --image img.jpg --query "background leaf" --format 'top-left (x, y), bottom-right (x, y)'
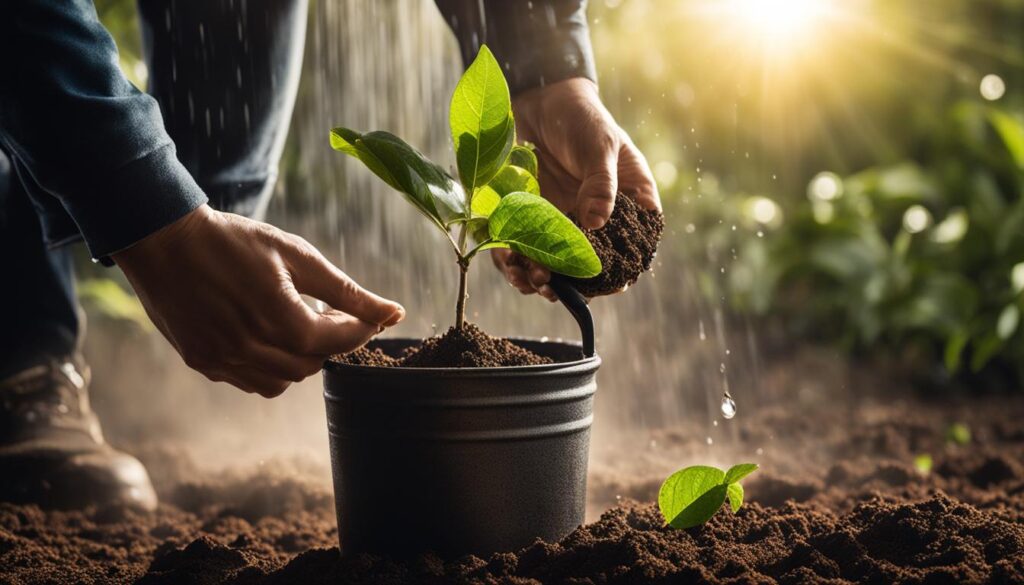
top-left (658, 465), bottom-right (726, 527)
top-left (488, 192), bottom-right (602, 278)
top-left (330, 128), bottom-right (466, 225)
top-left (449, 45), bottom-right (515, 194)
top-left (723, 463), bottom-right (759, 484)
top-left (726, 483), bottom-right (744, 513)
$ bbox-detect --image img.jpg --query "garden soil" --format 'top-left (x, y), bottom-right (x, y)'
top-left (2, 364), bottom-right (1023, 584)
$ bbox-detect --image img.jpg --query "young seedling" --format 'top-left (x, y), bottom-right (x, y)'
top-left (330, 45), bottom-right (601, 329)
top-left (658, 463), bottom-right (758, 529)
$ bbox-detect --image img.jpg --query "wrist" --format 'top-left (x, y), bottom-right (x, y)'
top-left (512, 77), bottom-right (600, 124)
top-left (113, 204), bottom-right (215, 269)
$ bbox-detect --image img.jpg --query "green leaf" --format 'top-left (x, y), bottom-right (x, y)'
top-left (913, 454), bottom-right (933, 475)
top-left (997, 305), bottom-right (1020, 340)
top-left (658, 465), bottom-right (726, 528)
top-left (723, 463), bottom-right (759, 485)
top-left (489, 165), bottom-right (540, 197)
top-left (450, 45), bottom-right (515, 194)
top-left (510, 144), bottom-right (539, 178)
top-left (946, 423), bottom-right (971, 446)
top-left (970, 333), bottom-right (1003, 372)
top-left (987, 108), bottom-right (1024, 169)
top-left (330, 128), bottom-right (466, 224)
top-left (488, 192), bottom-right (602, 278)
top-left (726, 482), bottom-right (744, 513)
top-left (471, 187), bottom-right (502, 218)
top-left (944, 330), bottom-right (968, 373)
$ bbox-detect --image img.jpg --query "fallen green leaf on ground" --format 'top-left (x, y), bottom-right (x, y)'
top-left (658, 463), bottom-right (758, 529)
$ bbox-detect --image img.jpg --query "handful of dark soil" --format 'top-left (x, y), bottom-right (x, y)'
top-left (567, 193), bottom-right (664, 297)
top-left (334, 323), bottom-right (553, 368)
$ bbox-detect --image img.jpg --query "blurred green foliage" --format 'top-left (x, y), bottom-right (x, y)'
top-left (77, 278), bottom-right (152, 333)
top-left (589, 0), bottom-right (1024, 385)
top-left (92, 0), bottom-right (1024, 384)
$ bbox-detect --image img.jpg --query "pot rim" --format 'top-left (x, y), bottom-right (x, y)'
top-left (322, 336), bottom-right (600, 376)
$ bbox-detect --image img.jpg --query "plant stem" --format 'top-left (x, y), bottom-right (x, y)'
top-left (455, 224), bottom-right (470, 329)
top-left (455, 260), bottom-right (469, 330)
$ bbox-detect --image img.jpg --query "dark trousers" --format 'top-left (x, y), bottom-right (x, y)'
top-left (0, 0), bottom-right (306, 377)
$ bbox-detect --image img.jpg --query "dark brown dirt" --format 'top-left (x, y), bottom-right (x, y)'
top-left (3, 386), bottom-right (1024, 583)
top-left (568, 193), bottom-right (664, 297)
top-left (333, 323), bottom-right (553, 368)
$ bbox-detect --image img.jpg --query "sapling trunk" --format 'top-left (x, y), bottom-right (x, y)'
top-left (455, 262), bottom-right (469, 330)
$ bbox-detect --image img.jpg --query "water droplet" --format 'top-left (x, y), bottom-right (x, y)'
top-left (755, 447), bottom-right (764, 455)
top-left (721, 395), bottom-right (737, 419)
top-left (706, 436), bottom-right (714, 445)
top-left (712, 420), bottom-right (718, 427)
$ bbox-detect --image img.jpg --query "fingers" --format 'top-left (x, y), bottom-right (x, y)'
top-left (307, 310), bottom-right (381, 356)
top-left (576, 150), bottom-right (619, 229)
top-left (490, 249), bottom-right (558, 302)
top-left (208, 366), bottom-right (292, 399)
top-left (244, 343), bottom-right (324, 382)
top-left (618, 140), bottom-right (662, 212)
top-left (285, 237), bottom-right (405, 327)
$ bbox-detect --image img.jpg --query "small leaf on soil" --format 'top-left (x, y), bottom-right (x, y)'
top-left (726, 482), bottom-right (744, 513)
top-left (488, 192), bottom-right (601, 278)
top-left (450, 45), bottom-right (515, 194)
top-left (669, 484), bottom-right (729, 529)
top-left (658, 465), bottom-right (726, 528)
top-left (946, 423), bottom-right (971, 445)
top-left (660, 463), bottom-right (758, 528)
top-left (724, 463), bottom-right (759, 485)
top-left (914, 454), bottom-right (933, 475)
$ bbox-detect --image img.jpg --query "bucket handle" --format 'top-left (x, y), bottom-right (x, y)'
top-left (547, 274), bottom-right (595, 358)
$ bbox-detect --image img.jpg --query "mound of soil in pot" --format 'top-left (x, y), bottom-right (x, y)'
top-left (334, 323), bottom-right (553, 368)
top-left (568, 193), bottom-right (664, 297)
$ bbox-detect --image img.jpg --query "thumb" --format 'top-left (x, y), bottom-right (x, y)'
top-left (576, 152), bottom-right (619, 230)
top-left (286, 239), bottom-right (405, 327)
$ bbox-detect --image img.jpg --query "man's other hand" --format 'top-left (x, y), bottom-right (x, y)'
top-left (114, 205), bottom-right (404, 397)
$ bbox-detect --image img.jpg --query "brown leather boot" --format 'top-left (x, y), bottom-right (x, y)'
top-left (0, 355), bottom-right (157, 510)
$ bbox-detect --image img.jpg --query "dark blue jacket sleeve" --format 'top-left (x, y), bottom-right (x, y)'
top-left (435, 0), bottom-right (597, 95)
top-left (0, 0), bottom-right (208, 259)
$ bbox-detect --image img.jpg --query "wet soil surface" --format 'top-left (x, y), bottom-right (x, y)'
top-left (568, 194), bottom-right (664, 297)
top-left (334, 323), bottom-right (552, 368)
top-left (2, 391), bottom-right (1023, 583)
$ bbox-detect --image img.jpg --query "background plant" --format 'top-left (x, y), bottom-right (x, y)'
top-left (329, 45), bottom-right (599, 329)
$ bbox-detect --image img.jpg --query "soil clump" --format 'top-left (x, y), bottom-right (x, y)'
top-left (568, 193), bottom-right (664, 297)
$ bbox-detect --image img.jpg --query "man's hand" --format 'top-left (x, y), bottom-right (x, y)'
top-left (114, 205), bottom-right (404, 397)
top-left (494, 77), bottom-right (662, 300)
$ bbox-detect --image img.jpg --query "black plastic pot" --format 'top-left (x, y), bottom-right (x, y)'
top-left (322, 276), bottom-right (600, 557)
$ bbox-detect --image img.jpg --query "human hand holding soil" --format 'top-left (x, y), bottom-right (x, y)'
top-left (493, 77), bottom-right (662, 300)
top-left (113, 205), bottom-right (405, 397)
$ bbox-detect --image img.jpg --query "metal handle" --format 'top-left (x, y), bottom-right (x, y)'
top-left (547, 274), bottom-right (595, 358)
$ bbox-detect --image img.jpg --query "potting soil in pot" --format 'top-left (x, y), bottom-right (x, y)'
top-left (567, 193), bottom-right (664, 297)
top-left (334, 322), bottom-right (554, 368)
